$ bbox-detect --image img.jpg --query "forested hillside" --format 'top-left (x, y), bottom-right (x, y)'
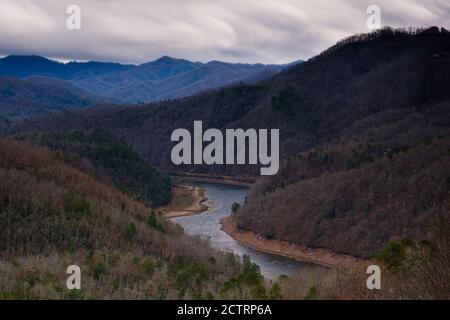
top-left (0, 138), bottom-right (274, 299)
top-left (236, 137), bottom-right (450, 257)
top-left (0, 76), bottom-right (101, 119)
top-left (17, 130), bottom-right (171, 206)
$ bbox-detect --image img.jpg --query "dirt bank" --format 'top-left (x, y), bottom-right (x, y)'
top-left (167, 172), bottom-right (254, 187)
top-left (221, 216), bottom-right (362, 269)
top-left (159, 185), bottom-right (211, 218)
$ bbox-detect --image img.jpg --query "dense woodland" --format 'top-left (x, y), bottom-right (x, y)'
top-left (236, 136), bottom-right (450, 257)
top-left (0, 138), bottom-right (283, 299)
top-left (9, 27), bottom-right (450, 256)
top-left (233, 27), bottom-right (450, 257)
top-left (11, 27), bottom-right (450, 175)
top-left (1, 27), bottom-right (450, 299)
top-left (17, 129), bottom-right (172, 207)
top-left (0, 76), bottom-right (101, 119)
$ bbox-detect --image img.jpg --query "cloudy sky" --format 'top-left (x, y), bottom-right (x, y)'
top-left (0, 0), bottom-right (449, 64)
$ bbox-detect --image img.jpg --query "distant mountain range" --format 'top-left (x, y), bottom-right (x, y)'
top-left (0, 55), bottom-right (296, 106)
top-left (0, 75), bottom-right (101, 119)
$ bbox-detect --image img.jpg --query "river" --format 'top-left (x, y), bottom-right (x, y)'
top-left (171, 182), bottom-right (315, 279)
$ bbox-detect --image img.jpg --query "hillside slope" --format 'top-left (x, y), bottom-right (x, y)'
top-left (235, 137), bottom-right (450, 257)
top-left (0, 76), bottom-right (101, 119)
top-left (18, 129), bottom-right (171, 206)
top-left (0, 55), bottom-right (132, 79)
top-left (0, 138), bottom-right (269, 299)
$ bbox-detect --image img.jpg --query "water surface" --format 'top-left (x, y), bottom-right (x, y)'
top-left (172, 183), bottom-right (314, 279)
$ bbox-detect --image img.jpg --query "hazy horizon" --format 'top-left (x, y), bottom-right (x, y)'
top-left (0, 53), bottom-right (300, 66)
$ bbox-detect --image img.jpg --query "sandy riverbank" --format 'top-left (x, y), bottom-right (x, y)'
top-left (221, 216), bottom-right (362, 269)
top-left (159, 185), bottom-right (211, 218)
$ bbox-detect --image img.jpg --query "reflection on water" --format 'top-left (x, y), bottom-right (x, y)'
top-left (172, 183), bottom-right (316, 279)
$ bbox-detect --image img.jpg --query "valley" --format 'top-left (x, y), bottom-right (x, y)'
top-left (0, 138), bottom-right (283, 299)
top-left (9, 27), bottom-right (450, 259)
top-left (1, 26), bottom-right (449, 300)
top-left (168, 182), bottom-right (312, 279)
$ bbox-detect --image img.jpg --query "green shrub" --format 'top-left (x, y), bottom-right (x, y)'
top-left (63, 192), bottom-right (91, 218)
top-left (88, 171), bottom-right (101, 181)
top-left (125, 222), bottom-right (137, 239)
top-left (220, 255), bottom-right (266, 299)
top-left (66, 289), bottom-right (85, 300)
top-left (242, 255), bottom-right (263, 285)
top-left (346, 144), bottom-right (378, 169)
top-left (90, 261), bottom-right (107, 280)
top-left (269, 283), bottom-right (283, 300)
top-left (304, 286), bottom-right (318, 300)
top-left (23, 268), bottom-right (40, 288)
top-left (250, 283), bottom-right (267, 299)
top-left (375, 240), bottom-right (412, 269)
top-left (143, 257), bottom-right (155, 276)
top-left (147, 212), bottom-right (166, 233)
top-left (231, 202), bottom-right (240, 214)
top-left (271, 85), bottom-right (298, 115)
top-left (168, 258), bottom-right (210, 296)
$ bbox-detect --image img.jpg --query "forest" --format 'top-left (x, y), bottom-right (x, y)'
top-left (0, 137), bottom-right (283, 299)
top-left (16, 129), bottom-right (172, 206)
top-left (1, 27), bottom-right (449, 299)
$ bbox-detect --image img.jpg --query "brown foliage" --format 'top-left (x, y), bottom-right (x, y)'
top-left (236, 137), bottom-right (450, 258)
top-left (0, 138), bottom-right (247, 299)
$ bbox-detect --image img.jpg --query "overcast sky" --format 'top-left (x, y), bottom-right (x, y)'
top-left (0, 0), bottom-right (449, 64)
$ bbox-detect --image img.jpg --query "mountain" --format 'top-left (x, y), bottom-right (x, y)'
top-left (0, 137), bottom-right (273, 299)
top-left (0, 76), bottom-right (102, 119)
top-left (0, 55), bottom-right (61, 78)
top-left (16, 27), bottom-right (450, 174)
top-left (94, 58), bottom-right (287, 103)
top-left (0, 55), bottom-right (132, 79)
top-left (236, 136), bottom-right (450, 257)
top-left (0, 55), bottom-right (290, 103)
top-left (13, 26), bottom-right (450, 259)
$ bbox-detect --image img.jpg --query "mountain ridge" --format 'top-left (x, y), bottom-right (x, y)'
top-left (0, 75), bottom-right (103, 119)
top-left (0, 54), bottom-right (294, 103)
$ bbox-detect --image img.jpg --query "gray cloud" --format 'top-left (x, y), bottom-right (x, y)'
top-left (0, 0), bottom-right (449, 64)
